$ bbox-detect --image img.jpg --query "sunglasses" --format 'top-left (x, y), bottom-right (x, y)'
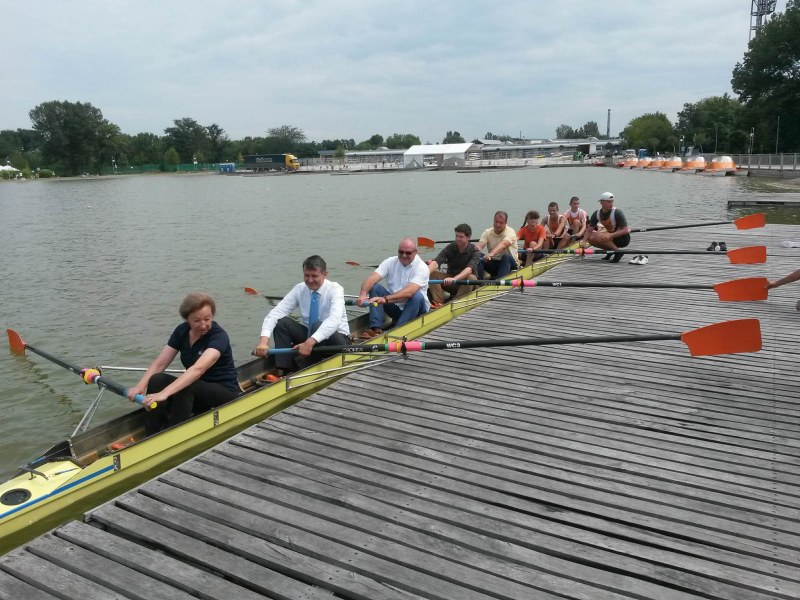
top-left (397, 249), bottom-right (416, 256)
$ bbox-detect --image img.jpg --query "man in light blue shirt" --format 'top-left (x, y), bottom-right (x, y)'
top-left (254, 255), bottom-right (350, 373)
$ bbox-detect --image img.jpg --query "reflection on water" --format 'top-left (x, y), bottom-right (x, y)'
top-left (0, 169), bottom-right (798, 475)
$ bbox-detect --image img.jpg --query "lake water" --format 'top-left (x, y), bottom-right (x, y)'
top-left (0, 167), bottom-right (797, 476)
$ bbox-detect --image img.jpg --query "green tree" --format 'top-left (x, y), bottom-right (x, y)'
top-left (676, 95), bottom-right (744, 153)
top-left (29, 100), bottom-right (115, 175)
top-left (164, 118), bottom-right (208, 163)
top-left (731, 0), bottom-right (800, 152)
top-left (385, 133), bottom-right (420, 149)
top-left (555, 125), bottom-right (576, 138)
top-left (128, 132), bottom-right (163, 165)
top-left (442, 131), bottom-right (466, 143)
top-left (205, 123), bottom-right (229, 162)
top-left (620, 112), bottom-right (676, 154)
top-left (163, 146), bottom-right (180, 171)
top-left (578, 121), bottom-right (601, 138)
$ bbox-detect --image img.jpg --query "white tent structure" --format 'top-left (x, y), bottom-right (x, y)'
top-left (0, 165), bottom-right (20, 178)
top-left (403, 143), bottom-right (479, 169)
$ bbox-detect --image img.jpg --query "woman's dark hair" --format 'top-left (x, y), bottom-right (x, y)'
top-left (179, 292), bottom-right (216, 319)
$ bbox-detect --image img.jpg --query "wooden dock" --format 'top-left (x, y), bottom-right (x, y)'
top-left (1, 224), bottom-right (799, 599)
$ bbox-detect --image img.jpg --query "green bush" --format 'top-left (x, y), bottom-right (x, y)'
top-left (38, 169), bottom-right (55, 178)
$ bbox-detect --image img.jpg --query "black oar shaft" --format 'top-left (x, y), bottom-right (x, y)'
top-left (268, 333), bottom-right (682, 355)
top-left (25, 344), bottom-right (84, 376)
top-left (631, 220), bottom-right (731, 233)
top-left (24, 343), bottom-right (147, 406)
top-left (430, 279), bottom-right (711, 290)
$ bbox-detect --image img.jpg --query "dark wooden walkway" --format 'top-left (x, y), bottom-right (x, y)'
top-left (2, 224), bottom-right (799, 599)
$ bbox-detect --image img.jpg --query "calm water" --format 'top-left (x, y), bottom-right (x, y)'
top-left (0, 168), bottom-right (796, 476)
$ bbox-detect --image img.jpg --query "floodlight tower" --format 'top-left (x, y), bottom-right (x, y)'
top-left (750, 0), bottom-right (777, 40)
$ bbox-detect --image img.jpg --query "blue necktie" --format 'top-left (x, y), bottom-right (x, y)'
top-left (308, 291), bottom-right (319, 337)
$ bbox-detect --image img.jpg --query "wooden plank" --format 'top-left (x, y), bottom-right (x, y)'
top-left (135, 477), bottom-right (564, 600)
top-left (54, 521), bottom-right (296, 600)
top-left (88, 503), bottom-right (415, 600)
top-left (193, 446), bottom-right (800, 600)
top-left (0, 547), bottom-right (130, 600)
top-left (0, 569), bottom-right (59, 600)
top-left (229, 427), bottom-right (800, 565)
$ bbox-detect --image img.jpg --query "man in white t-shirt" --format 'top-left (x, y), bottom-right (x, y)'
top-left (357, 237), bottom-right (430, 339)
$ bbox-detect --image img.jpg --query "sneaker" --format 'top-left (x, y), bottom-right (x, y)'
top-left (264, 373), bottom-right (282, 383)
top-left (707, 241), bottom-right (718, 251)
top-left (638, 255), bottom-right (649, 265)
top-left (718, 242), bottom-right (728, 251)
top-left (602, 253), bottom-right (613, 261)
top-left (359, 327), bottom-right (383, 340)
top-left (629, 255), bottom-right (642, 264)
top-left (610, 252), bottom-right (624, 263)
top-left (429, 302), bottom-right (444, 309)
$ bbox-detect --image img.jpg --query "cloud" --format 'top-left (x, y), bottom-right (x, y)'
top-left (0, 0), bottom-right (784, 143)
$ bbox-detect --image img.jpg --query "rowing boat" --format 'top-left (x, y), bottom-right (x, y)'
top-left (0, 251), bottom-right (569, 553)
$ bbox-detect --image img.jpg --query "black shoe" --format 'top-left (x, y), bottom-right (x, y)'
top-left (707, 241), bottom-right (718, 251)
top-left (718, 241), bottom-right (727, 251)
top-left (602, 253), bottom-right (613, 261)
top-left (610, 252), bottom-right (624, 263)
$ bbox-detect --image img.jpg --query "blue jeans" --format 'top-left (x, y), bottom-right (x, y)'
top-left (368, 283), bottom-right (428, 329)
top-left (476, 253), bottom-right (516, 279)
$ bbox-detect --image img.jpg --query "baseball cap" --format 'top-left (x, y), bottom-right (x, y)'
top-left (599, 192), bottom-right (614, 201)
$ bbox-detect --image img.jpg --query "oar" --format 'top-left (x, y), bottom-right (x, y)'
top-left (6, 329), bottom-right (153, 408)
top-left (418, 236), bottom-right (478, 248)
top-left (429, 276), bottom-right (769, 301)
top-left (417, 214), bottom-right (765, 248)
top-left (264, 318), bottom-right (761, 358)
top-left (630, 213), bottom-right (765, 233)
top-left (346, 261), bottom-right (380, 268)
top-left (536, 246), bottom-right (766, 264)
top-left (244, 287), bottom-right (363, 306)
top-left (418, 234), bottom-right (578, 248)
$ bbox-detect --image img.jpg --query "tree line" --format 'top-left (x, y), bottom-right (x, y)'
top-left (2, 1), bottom-right (798, 177)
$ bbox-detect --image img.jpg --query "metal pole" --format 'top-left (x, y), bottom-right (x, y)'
top-left (775, 115), bottom-right (780, 154)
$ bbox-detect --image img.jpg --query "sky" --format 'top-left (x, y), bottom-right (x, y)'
top-left (0, 1), bottom-right (787, 144)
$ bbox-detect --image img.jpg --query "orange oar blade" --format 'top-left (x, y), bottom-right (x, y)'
top-left (244, 287), bottom-right (259, 296)
top-left (346, 261), bottom-right (361, 266)
top-left (713, 277), bottom-right (769, 301)
top-left (417, 236), bottom-right (436, 248)
top-left (726, 245), bottom-right (766, 264)
top-left (7, 329), bottom-right (27, 355)
top-left (734, 213), bottom-right (765, 230)
top-left (681, 319), bottom-right (762, 356)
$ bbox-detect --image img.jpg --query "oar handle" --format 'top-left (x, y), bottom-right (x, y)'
top-left (79, 368), bottom-right (155, 409)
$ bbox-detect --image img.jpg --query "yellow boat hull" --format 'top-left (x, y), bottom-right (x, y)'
top-left (0, 252), bottom-right (568, 554)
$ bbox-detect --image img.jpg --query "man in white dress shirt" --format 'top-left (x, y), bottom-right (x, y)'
top-left (356, 237), bottom-right (430, 339)
top-left (254, 255), bottom-right (350, 373)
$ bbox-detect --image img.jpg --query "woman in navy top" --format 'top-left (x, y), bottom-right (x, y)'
top-left (128, 292), bottom-right (239, 434)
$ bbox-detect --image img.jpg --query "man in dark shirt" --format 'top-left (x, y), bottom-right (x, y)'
top-left (584, 192), bottom-right (631, 263)
top-left (426, 223), bottom-right (481, 306)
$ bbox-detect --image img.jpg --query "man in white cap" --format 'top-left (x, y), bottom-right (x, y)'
top-left (583, 192), bottom-right (631, 263)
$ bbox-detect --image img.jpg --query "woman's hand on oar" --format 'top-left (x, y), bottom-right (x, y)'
top-left (536, 246), bottom-right (767, 264)
top-left (428, 276), bottom-right (769, 301)
top-left (630, 213), bottom-right (765, 233)
top-left (265, 318), bottom-right (761, 358)
top-left (6, 329), bottom-right (154, 409)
